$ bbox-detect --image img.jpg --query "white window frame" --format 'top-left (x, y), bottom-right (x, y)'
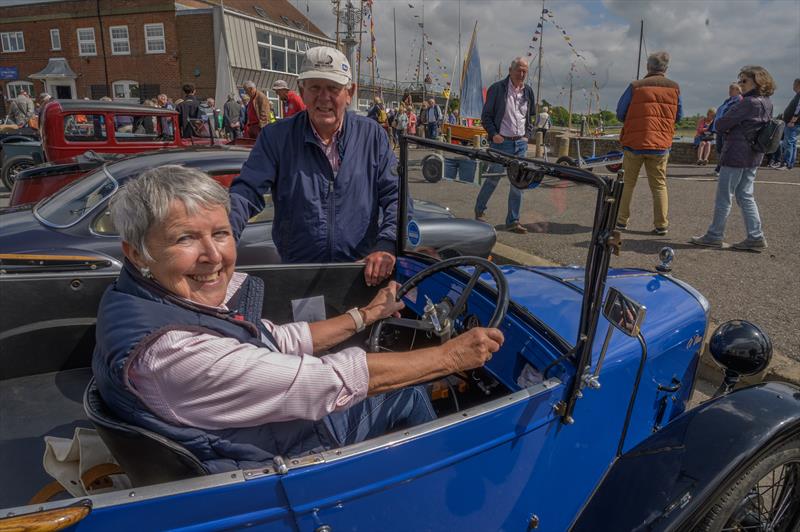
top-left (6, 81), bottom-right (34, 99)
top-left (77, 27), bottom-right (97, 56)
top-left (111, 80), bottom-right (139, 102)
top-left (144, 23), bottom-right (165, 54)
top-left (1, 31), bottom-right (25, 53)
top-left (50, 29), bottom-right (61, 51)
top-left (109, 25), bottom-right (130, 55)
top-left (256, 31), bottom-right (307, 75)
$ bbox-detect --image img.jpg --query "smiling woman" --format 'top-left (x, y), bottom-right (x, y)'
top-left (89, 163), bottom-right (501, 478)
top-left (111, 165), bottom-right (235, 307)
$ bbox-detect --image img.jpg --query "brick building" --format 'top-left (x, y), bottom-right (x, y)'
top-left (0, 0), bottom-right (333, 116)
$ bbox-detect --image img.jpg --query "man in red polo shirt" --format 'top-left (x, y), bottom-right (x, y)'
top-left (272, 79), bottom-right (306, 119)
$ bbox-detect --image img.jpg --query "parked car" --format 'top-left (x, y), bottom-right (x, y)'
top-left (1, 99), bottom-right (252, 190)
top-left (0, 137), bottom-right (797, 531)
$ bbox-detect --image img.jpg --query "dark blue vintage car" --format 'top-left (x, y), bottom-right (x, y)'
top-left (0, 136), bottom-right (797, 531)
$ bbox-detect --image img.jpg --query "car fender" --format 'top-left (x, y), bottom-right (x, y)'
top-left (571, 381), bottom-right (800, 532)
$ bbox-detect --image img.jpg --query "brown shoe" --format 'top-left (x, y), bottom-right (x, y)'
top-left (507, 221), bottom-right (528, 234)
top-left (475, 212), bottom-right (487, 222)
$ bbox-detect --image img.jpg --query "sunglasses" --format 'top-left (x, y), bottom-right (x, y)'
top-left (737, 78), bottom-right (751, 84)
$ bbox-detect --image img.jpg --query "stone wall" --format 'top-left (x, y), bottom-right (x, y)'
top-left (537, 135), bottom-right (713, 165)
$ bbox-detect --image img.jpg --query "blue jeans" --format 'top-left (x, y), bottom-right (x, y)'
top-left (782, 124), bottom-right (798, 169)
top-left (474, 138), bottom-right (527, 225)
top-left (323, 386), bottom-right (435, 446)
top-left (426, 122), bottom-right (439, 140)
top-left (706, 166), bottom-right (764, 241)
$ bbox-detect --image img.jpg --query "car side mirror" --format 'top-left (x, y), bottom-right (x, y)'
top-left (710, 320), bottom-right (772, 396)
top-left (602, 287), bottom-right (646, 337)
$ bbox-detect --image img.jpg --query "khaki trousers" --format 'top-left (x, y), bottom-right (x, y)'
top-left (617, 151), bottom-right (670, 229)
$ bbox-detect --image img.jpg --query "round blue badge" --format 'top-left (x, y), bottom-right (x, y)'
top-left (407, 220), bottom-right (422, 247)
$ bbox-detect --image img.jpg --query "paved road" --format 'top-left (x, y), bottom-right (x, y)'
top-left (405, 149), bottom-right (800, 363)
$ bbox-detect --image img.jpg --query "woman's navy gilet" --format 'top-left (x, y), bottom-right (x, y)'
top-left (92, 263), bottom-right (331, 473)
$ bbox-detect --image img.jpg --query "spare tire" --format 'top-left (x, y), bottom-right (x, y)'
top-left (421, 154), bottom-right (443, 183)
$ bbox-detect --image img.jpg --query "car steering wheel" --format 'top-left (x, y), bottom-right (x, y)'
top-left (368, 256), bottom-right (509, 352)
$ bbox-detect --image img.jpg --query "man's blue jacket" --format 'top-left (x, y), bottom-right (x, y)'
top-left (229, 110), bottom-right (398, 263)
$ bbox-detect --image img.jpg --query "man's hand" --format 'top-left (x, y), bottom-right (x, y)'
top-left (492, 134), bottom-right (504, 144)
top-left (362, 281), bottom-right (405, 325)
top-left (362, 251), bottom-right (396, 286)
top-left (442, 328), bottom-right (505, 372)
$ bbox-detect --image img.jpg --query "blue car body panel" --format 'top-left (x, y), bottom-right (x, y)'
top-left (573, 381), bottom-right (800, 531)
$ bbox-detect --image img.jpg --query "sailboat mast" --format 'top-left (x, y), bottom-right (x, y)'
top-left (535, 0), bottom-right (545, 114)
top-left (567, 66), bottom-right (573, 132)
top-left (457, 0), bottom-right (461, 96)
top-left (421, 1), bottom-right (426, 103)
top-left (636, 19), bottom-right (644, 80)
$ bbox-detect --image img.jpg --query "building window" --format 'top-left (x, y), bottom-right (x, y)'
top-left (1, 31), bottom-right (25, 53)
top-left (112, 80), bottom-right (140, 102)
top-left (50, 29), bottom-right (61, 50)
top-left (109, 26), bottom-right (130, 55)
top-left (256, 31), bottom-right (307, 75)
top-left (144, 23), bottom-right (165, 54)
top-left (6, 81), bottom-right (35, 99)
top-left (77, 28), bottom-right (97, 56)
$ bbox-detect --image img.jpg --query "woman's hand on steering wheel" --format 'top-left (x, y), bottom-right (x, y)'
top-left (442, 327), bottom-right (505, 371)
top-left (362, 281), bottom-right (405, 326)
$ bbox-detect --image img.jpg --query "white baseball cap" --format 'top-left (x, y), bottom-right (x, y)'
top-left (298, 46), bottom-right (352, 85)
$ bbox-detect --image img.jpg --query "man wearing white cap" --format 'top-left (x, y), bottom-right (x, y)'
top-left (272, 79), bottom-right (306, 119)
top-left (229, 46), bottom-right (399, 286)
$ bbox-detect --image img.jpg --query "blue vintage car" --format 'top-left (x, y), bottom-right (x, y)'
top-left (0, 136), bottom-right (797, 531)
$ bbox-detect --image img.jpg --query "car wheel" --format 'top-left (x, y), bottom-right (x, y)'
top-left (697, 440), bottom-right (800, 532)
top-left (1, 155), bottom-right (36, 190)
top-left (556, 156), bottom-right (577, 167)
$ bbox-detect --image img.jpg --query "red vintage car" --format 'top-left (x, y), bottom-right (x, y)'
top-left (8, 100), bottom-right (254, 205)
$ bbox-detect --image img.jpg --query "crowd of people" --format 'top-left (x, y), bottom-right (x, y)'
top-left (1, 39), bottom-right (793, 476)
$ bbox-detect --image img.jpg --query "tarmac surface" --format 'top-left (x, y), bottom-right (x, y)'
top-left (403, 148), bottom-right (800, 380)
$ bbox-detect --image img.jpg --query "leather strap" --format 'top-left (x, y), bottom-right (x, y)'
top-left (28, 463), bottom-right (126, 504)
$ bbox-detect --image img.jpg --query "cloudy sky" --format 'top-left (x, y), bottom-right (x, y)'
top-left (302, 0), bottom-right (800, 115)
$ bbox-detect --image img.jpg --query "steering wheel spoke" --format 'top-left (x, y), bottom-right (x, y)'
top-left (368, 257), bottom-right (509, 352)
top-left (447, 265), bottom-right (485, 323)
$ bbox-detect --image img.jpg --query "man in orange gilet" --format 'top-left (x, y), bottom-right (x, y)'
top-left (615, 51), bottom-right (682, 236)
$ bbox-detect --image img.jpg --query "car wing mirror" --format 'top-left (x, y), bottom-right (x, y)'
top-left (603, 287), bottom-right (646, 337)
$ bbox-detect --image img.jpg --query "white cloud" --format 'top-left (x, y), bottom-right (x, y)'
top-left (305, 0), bottom-right (799, 115)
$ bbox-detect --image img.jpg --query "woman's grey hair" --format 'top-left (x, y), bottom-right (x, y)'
top-left (647, 51), bottom-right (670, 73)
top-left (510, 56), bottom-right (528, 70)
top-left (243, 80), bottom-right (256, 89)
top-left (110, 165), bottom-right (230, 262)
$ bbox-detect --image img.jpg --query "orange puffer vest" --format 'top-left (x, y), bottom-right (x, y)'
top-left (620, 73), bottom-right (680, 151)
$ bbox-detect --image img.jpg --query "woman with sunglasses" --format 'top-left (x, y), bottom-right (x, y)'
top-left (690, 66), bottom-right (775, 252)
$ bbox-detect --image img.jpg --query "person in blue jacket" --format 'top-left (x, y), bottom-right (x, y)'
top-left (228, 47), bottom-right (398, 286)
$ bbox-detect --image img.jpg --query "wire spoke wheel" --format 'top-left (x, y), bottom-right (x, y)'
top-left (701, 441), bottom-right (800, 532)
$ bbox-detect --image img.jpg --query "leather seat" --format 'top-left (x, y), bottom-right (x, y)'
top-left (83, 379), bottom-right (208, 487)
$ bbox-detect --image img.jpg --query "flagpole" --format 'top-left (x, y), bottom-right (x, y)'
top-left (393, 7), bottom-right (398, 105)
